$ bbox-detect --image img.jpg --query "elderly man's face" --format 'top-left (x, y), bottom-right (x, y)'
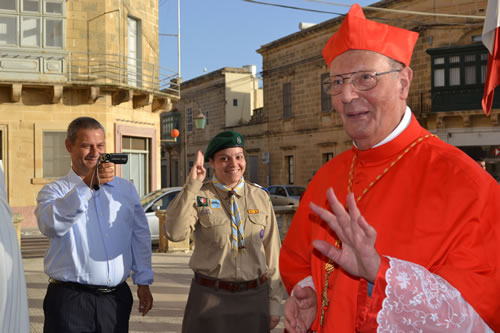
top-left (330, 50), bottom-right (412, 150)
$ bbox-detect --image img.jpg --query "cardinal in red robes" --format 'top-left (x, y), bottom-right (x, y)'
top-left (279, 3), bottom-right (500, 332)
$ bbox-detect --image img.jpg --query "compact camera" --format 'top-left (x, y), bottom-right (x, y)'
top-left (99, 153), bottom-right (128, 164)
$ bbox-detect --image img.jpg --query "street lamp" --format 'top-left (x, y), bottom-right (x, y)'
top-left (194, 110), bottom-right (207, 129)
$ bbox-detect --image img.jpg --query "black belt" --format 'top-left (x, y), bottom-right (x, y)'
top-left (49, 278), bottom-right (124, 294)
top-left (194, 272), bottom-right (266, 292)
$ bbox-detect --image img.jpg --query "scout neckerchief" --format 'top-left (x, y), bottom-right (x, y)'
top-left (212, 176), bottom-right (245, 254)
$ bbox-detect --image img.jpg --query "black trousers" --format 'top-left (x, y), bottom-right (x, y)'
top-left (43, 281), bottom-right (133, 333)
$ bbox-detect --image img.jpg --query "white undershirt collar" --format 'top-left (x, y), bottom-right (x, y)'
top-left (353, 106), bottom-right (411, 149)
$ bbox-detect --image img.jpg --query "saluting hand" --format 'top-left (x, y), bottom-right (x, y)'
top-left (310, 188), bottom-right (381, 283)
top-left (189, 150), bottom-right (206, 182)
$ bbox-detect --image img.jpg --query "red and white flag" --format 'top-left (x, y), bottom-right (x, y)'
top-left (482, 0), bottom-right (500, 116)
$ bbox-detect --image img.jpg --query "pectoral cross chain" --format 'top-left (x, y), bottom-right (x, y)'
top-left (320, 261), bottom-right (335, 326)
top-left (320, 240), bottom-right (340, 327)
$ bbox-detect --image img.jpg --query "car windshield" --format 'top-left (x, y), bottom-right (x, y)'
top-left (140, 190), bottom-right (166, 208)
top-left (287, 186), bottom-right (305, 196)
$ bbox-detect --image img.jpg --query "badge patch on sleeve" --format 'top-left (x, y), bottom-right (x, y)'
top-left (210, 199), bottom-right (221, 208)
top-left (260, 229), bottom-right (265, 239)
top-left (247, 209), bottom-right (259, 214)
top-left (197, 196), bottom-right (208, 207)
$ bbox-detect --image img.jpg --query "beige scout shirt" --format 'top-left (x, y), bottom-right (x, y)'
top-left (164, 177), bottom-right (283, 315)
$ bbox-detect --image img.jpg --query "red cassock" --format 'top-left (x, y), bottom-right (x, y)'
top-left (280, 114), bottom-right (500, 332)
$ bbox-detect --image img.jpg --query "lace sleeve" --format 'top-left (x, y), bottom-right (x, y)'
top-left (376, 256), bottom-right (493, 332)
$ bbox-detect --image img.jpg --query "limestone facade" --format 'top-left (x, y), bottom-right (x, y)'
top-left (0, 0), bottom-right (179, 229)
top-left (162, 67), bottom-right (263, 187)
top-left (256, 0), bottom-right (499, 186)
top-left (165, 0), bottom-right (499, 189)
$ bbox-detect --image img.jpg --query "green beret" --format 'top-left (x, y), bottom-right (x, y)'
top-left (205, 131), bottom-right (245, 162)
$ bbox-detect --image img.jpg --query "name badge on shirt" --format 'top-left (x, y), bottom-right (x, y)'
top-left (197, 196), bottom-right (208, 207)
top-left (248, 209), bottom-right (259, 214)
top-left (210, 199), bottom-right (221, 208)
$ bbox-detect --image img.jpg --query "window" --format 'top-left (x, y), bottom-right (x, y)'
top-left (233, 98), bottom-right (238, 106)
top-left (268, 186), bottom-right (277, 195)
top-left (283, 82), bottom-right (292, 118)
top-left (187, 107), bottom-right (193, 132)
top-left (149, 190), bottom-right (179, 211)
top-left (0, 0), bottom-right (65, 49)
top-left (276, 187), bottom-right (286, 196)
top-left (122, 136), bottom-right (150, 197)
top-left (321, 73), bottom-right (332, 113)
top-left (286, 155), bottom-right (294, 184)
top-left (161, 112), bottom-right (180, 142)
top-left (323, 152), bottom-right (333, 164)
top-left (43, 131), bottom-right (70, 178)
top-left (427, 44), bottom-right (499, 111)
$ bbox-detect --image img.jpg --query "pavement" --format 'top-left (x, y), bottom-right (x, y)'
top-left (23, 251), bottom-right (286, 333)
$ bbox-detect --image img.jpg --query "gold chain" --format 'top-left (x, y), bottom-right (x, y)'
top-left (348, 134), bottom-right (436, 202)
top-left (320, 133), bottom-right (436, 327)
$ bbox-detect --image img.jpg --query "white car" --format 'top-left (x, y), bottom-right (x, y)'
top-left (140, 187), bottom-right (182, 243)
top-left (267, 185), bottom-right (305, 206)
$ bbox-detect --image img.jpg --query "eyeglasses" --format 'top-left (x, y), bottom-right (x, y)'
top-left (322, 69), bottom-right (402, 96)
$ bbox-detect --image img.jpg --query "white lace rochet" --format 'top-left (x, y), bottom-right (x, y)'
top-left (377, 257), bottom-right (493, 332)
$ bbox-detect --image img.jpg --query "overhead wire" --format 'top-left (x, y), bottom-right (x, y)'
top-left (304, 0), bottom-right (485, 20)
top-left (242, 0), bottom-right (345, 15)
top-left (243, 0), bottom-right (485, 28)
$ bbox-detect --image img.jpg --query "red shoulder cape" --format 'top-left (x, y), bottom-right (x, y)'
top-left (280, 115), bottom-right (500, 331)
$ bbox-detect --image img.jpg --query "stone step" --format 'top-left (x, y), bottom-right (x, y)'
top-left (21, 235), bottom-right (49, 258)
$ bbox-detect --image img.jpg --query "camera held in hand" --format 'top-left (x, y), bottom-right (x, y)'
top-left (99, 153), bottom-right (128, 164)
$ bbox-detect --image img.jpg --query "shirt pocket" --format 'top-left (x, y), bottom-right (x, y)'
top-left (247, 213), bottom-right (267, 243)
top-left (197, 212), bottom-right (228, 248)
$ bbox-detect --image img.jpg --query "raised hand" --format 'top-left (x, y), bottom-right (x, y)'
top-left (310, 188), bottom-right (381, 283)
top-left (189, 150), bottom-right (206, 182)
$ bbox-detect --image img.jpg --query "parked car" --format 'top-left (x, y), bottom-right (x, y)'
top-left (140, 187), bottom-right (182, 243)
top-left (267, 185), bottom-right (306, 206)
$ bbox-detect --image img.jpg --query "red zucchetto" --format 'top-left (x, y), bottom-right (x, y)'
top-left (322, 3), bottom-right (419, 67)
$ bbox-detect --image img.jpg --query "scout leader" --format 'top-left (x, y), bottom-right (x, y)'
top-left (164, 130), bottom-right (283, 333)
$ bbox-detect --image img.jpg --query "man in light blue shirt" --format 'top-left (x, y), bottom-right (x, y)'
top-left (35, 117), bottom-right (153, 333)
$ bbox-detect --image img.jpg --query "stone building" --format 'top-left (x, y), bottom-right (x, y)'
top-left (163, 0), bottom-right (499, 189)
top-left (161, 66), bottom-right (263, 187)
top-left (256, 0), bottom-right (499, 186)
top-left (0, 0), bottom-right (179, 230)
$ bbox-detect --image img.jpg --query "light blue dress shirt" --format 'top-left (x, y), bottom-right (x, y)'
top-left (35, 169), bottom-right (153, 287)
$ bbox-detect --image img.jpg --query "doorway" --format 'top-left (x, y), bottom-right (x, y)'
top-left (121, 136), bottom-right (149, 197)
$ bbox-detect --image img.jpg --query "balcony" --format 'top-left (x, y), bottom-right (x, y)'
top-left (0, 50), bottom-right (180, 110)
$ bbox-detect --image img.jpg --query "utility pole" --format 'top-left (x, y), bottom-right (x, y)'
top-left (159, 0), bottom-right (181, 79)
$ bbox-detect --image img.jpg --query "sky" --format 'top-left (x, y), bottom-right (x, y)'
top-left (159, 0), bottom-right (375, 83)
